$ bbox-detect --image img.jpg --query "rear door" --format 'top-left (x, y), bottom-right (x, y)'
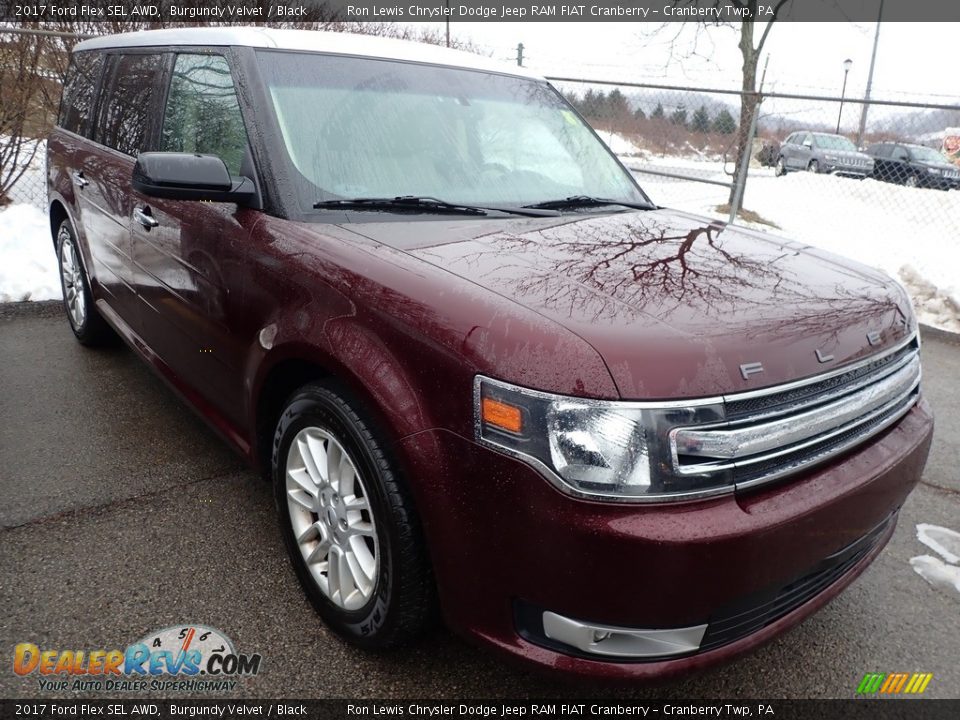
top-left (129, 51), bottom-right (261, 431)
top-left (780, 133), bottom-right (797, 168)
top-left (82, 51), bottom-right (166, 332)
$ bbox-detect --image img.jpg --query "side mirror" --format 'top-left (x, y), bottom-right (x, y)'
top-left (132, 152), bottom-right (256, 204)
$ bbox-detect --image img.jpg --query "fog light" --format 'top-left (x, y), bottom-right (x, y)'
top-left (542, 611), bottom-right (707, 659)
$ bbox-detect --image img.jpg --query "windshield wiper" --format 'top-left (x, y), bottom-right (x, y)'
top-left (313, 195), bottom-right (554, 217)
top-left (314, 196), bottom-right (487, 215)
top-left (522, 195), bottom-right (654, 211)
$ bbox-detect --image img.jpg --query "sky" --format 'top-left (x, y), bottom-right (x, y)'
top-left (397, 21), bottom-right (958, 104)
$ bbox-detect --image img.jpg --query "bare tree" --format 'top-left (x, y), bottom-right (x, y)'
top-left (648, 1), bottom-right (790, 206)
top-left (0, 26), bottom-right (46, 206)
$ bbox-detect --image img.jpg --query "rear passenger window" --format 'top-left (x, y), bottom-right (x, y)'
top-left (94, 53), bottom-right (165, 156)
top-left (160, 54), bottom-right (248, 175)
top-left (59, 52), bottom-right (103, 137)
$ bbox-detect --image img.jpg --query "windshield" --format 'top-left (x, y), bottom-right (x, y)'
top-left (255, 50), bottom-right (647, 212)
top-left (908, 146), bottom-right (948, 164)
top-left (813, 134), bottom-right (857, 151)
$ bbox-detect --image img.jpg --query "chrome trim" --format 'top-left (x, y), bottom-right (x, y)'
top-left (720, 331), bottom-right (916, 404)
top-left (733, 392), bottom-right (919, 491)
top-left (672, 355), bottom-right (920, 465)
top-left (542, 611), bottom-right (706, 659)
top-left (726, 344), bottom-right (918, 425)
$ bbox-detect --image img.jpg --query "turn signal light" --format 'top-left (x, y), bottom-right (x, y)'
top-left (482, 397), bottom-right (523, 433)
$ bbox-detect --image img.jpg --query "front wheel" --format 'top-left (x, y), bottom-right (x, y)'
top-left (272, 382), bottom-right (435, 648)
top-left (807, 159), bottom-right (820, 173)
top-left (55, 218), bottom-right (114, 346)
top-left (905, 174), bottom-right (919, 188)
top-left (775, 157), bottom-right (787, 177)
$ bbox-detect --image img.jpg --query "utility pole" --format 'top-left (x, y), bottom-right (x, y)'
top-left (516, 43), bottom-right (524, 67)
top-left (445, 1), bottom-right (450, 47)
top-left (856, 0), bottom-right (884, 148)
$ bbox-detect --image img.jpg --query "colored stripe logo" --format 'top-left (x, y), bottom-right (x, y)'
top-left (857, 672), bottom-right (933, 694)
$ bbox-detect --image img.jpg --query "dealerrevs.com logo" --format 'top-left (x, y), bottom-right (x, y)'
top-left (13, 625), bottom-right (262, 693)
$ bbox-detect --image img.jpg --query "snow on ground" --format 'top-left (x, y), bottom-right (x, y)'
top-left (0, 203), bottom-right (59, 303)
top-left (3, 137), bottom-right (47, 207)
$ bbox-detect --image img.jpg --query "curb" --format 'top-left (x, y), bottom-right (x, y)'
top-left (920, 323), bottom-right (960, 346)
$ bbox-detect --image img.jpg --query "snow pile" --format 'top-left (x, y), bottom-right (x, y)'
top-left (910, 524), bottom-right (960, 599)
top-left (2, 138), bottom-right (47, 207)
top-left (0, 203), bottom-right (60, 303)
top-left (597, 130), bottom-right (646, 157)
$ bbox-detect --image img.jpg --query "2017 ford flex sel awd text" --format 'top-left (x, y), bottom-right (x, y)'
top-left (46, 27), bottom-right (933, 681)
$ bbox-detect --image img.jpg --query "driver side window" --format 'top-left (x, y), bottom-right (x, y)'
top-left (160, 53), bottom-right (249, 175)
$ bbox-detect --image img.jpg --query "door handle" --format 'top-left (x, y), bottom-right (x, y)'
top-left (134, 206), bottom-right (159, 229)
top-left (71, 171), bottom-right (89, 188)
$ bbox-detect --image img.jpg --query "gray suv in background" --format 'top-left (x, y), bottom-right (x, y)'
top-left (775, 131), bottom-right (874, 178)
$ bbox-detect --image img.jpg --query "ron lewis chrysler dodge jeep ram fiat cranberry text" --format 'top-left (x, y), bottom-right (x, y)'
top-left (47, 27), bottom-right (933, 681)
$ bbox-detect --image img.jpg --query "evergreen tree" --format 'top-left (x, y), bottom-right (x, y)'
top-left (606, 88), bottom-right (630, 119)
top-left (691, 105), bottom-right (712, 133)
top-left (712, 108), bottom-right (738, 135)
top-left (670, 106), bottom-right (688, 128)
top-left (651, 102), bottom-right (665, 120)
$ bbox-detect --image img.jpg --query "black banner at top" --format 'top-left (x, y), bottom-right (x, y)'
top-left (1, 0), bottom-right (960, 23)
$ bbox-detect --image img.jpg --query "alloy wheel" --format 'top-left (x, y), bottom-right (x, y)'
top-left (285, 427), bottom-right (379, 611)
top-left (59, 227), bottom-right (86, 330)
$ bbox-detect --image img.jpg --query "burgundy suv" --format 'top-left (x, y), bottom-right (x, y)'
top-left (47, 27), bottom-right (933, 680)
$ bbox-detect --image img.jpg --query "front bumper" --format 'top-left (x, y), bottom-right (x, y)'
top-left (824, 162), bottom-right (872, 177)
top-left (398, 398), bottom-right (933, 681)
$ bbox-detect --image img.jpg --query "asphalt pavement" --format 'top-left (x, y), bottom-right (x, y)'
top-left (1, 301), bottom-right (958, 699)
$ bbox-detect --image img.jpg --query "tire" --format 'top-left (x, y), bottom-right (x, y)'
top-left (55, 218), bottom-right (114, 346)
top-left (775, 157), bottom-right (787, 177)
top-left (272, 382), bottom-right (434, 649)
top-left (807, 159), bottom-right (820, 173)
top-left (905, 175), bottom-right (919, 188)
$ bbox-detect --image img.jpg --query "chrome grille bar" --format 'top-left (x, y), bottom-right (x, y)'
top-left (669, 341), bottom-right (921, 484)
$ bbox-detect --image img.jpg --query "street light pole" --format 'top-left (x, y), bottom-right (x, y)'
top-left (837, 58), bottom-right (853, 134)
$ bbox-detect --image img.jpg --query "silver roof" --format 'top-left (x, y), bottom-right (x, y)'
top-left (73, 26), bottom-right (542, 80)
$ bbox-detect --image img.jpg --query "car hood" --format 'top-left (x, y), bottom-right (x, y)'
top-left (344, 209), bottom-right (913, 399)
top-left (916, 160), bottom-right (958, 172)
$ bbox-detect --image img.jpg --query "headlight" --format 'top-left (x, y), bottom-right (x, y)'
top-left (474, 376), bottom-right (727, 502)
top-left (927, 167), bottom-right (941, 174)
top-left (824, 154), bottom-right (838, 161)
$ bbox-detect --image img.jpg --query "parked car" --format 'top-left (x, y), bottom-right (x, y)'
top-left (48, 27), bottom-right (933, 681)
top-left (775, 131), bottom-right (874, 177)
top-left (866, 142), bottom-right (960, 190)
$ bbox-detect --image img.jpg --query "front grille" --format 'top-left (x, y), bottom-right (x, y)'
top-left (699, 514), bottom-right (893, 652)
top-left (671, 335), bottom-right (921, 491)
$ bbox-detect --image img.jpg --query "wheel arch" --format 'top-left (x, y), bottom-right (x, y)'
top-left (48, 198), bottom-right (70, 248)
